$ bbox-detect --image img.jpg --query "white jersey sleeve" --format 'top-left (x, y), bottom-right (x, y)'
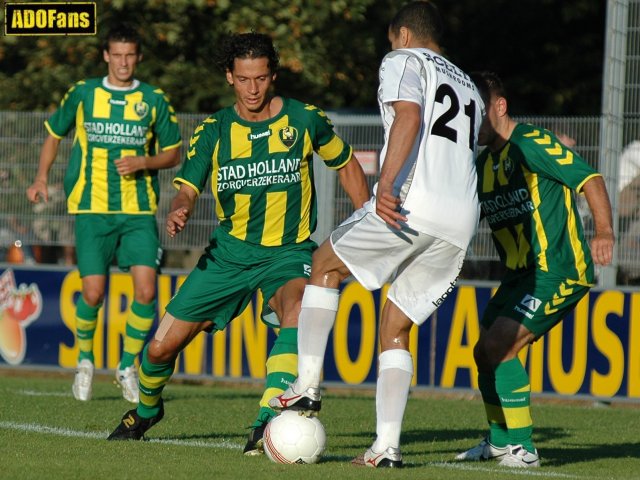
top-left (379, 54), bottom-right (424, 107)
top-left (375, 48), bottom-right (484, 250)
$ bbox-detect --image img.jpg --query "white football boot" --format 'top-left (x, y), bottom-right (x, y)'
top-left (115, 363), bottom-right (140, 403)
top-left (455, 436), bottom-right (509, 461)
top-left (268, 384), bottom-right (321, 415)
top-left (498, 444), bottom-right (540, 468)
top-left (72, 359), bottom-right (94, 401)
top-left (352, 446), bottom-right (403, 468)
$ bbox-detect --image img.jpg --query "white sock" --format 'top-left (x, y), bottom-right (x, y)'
top-left (295, 285), bottom-right (339, 392)
top-left (372, 349), bottom-right (413, 452)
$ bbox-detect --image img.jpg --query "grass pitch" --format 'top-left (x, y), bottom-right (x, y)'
top-left (1, 368), bottom-right (639, 480)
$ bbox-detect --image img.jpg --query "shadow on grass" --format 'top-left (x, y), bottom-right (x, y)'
top-left (330, 425), bottom-right (640, 467)
top-left (154, 431), bottom-right (242, 442)
top-left (534, 442), bottom-right (640, 467)
top-left (163, 389), bottom-right (263, 402)
top-left (400, 425), bottom-right (571, 447)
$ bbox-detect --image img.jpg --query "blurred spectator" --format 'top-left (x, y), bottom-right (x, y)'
top-left (31, 183), bottom-right (76, 265)
top-left (0, 217), bottom-right (36, 264)
top-left (556, 132), bottom-right (577, 148)
top-left (618, 141), bottom-right (640, 284)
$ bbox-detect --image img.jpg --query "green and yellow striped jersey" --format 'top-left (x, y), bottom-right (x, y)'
top-left (46, 77), bottom-right (182, 214)
top-left (477, 123), bottom-right (600, 285)
top-left (175, 98), bottom-right (353, 247)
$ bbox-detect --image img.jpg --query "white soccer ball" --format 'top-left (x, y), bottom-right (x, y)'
top-left (263, 410), bottom-right (327, 464)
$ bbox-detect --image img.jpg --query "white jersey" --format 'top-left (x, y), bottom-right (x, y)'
top-left (619, 140), bottom-right (640, 192)
top-left (376, 48), bottom-right (484, 250)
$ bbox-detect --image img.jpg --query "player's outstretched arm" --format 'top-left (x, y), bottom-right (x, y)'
top-left (582, 175), bottom-right (615, 266)
top-left (337, 154), bottom-right (370, 210)
top-left (115, 147), bottom-right (180, 176)
top-left (166, 184), bottom-right (198, 238)
top-left (26, 134), bottom-right (61, 203)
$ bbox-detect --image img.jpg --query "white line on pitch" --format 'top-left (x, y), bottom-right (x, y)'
top-left (16, 389), bottom-right (70, 397)
top-left (0, 421), bottom-right (242, 450)
top-left (0, 421), bottom-right (105, 439)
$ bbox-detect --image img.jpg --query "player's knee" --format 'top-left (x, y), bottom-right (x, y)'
top-left (146, 339), bottom-right (176, 364)
top-left (134, 285), bottom-right (156, 304)
top-left (279, 307), bottom-right (301, 328)
top-left (379, 322), bottom-right (411, 350)
top-left (309, 249), bottom-right (348, 288)
top-left (309, 269), bottom-right (341, 289)
top-left (473, 341), bottom-right (486, 367)
top-left (483, 336), bottom-right (512, 367)
top-left (82, 290), bottom-right (104, 308)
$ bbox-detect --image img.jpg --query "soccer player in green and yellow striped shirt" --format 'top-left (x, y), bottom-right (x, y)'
top-left (27, 25), bottom-right (181, 404)
top-left (107, 32), bottom-right (370, 449)
top-left (455, 72), bottom-right (615, 467)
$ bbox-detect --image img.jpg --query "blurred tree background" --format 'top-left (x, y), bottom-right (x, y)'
top-left (0, 0), bottom-right (605, 115)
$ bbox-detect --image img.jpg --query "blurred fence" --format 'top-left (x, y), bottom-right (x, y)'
top-left (0, 110), bottom-right (638, 285)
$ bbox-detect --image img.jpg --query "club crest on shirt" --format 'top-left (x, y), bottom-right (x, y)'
top-left (134, 101), bottom-right (149, 119)
top-left (503, 156), bottom-right (514, 179)
top-left (278, 126), bottom-right (298, 149)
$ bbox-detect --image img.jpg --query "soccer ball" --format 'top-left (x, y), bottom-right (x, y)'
top-left (263, 410), bottom-right (327, 464)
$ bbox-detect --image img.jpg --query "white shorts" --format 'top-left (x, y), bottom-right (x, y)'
top-left (331, 202), bottom-right (466, 324)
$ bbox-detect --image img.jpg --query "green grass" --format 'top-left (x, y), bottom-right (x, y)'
top-left (1, 369), bottom-right (640, 479)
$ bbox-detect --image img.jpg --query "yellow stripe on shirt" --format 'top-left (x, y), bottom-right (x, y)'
top-left (268, 116), bottom-right (290, 154)
top-left (262, 191), bottom-right (288, 246)
top-left (297, 137), bottom-right (313, 242)
top-left (120, 148), bottom-right (140, 212)
top-left (229, 193), bottom-right (251, 240)
top-left (317, 135), bottom-right (345, 161)
top-left (523, 167), bottom-right (548, 271)
top-left (92, 88), bottom-right (111, 118)
top-left (67, 104), bottom-right (88, 212)
top-left (230, 122), bottom-right (252, 159)
top-left (565, 186), bottom-right (590, 285)
top-left (91, 147), bottom-right (109, 212)
top-left (123, 91), bottom-right (143, 121)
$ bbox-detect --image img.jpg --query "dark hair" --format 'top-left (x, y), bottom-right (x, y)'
top-left (217, 32), bottom-right (280, 73)
top-left (469, 71), bottom-right (507, 105)
top-left (102, 24), bottom-right (142, 54)
top-left (389, 1), bottom-right (443, 44)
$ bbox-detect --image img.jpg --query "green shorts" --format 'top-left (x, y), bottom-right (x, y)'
top-left (166, 228), bottom-right (314, 330)
top-left (75, 214), bottom-right (161, 277)
top-left (481, 269), bottom-right (591, 338)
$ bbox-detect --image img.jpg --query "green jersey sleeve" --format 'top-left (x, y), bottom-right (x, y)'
top-left (307, 105), bottom-right (353, 169)
top-left (152, 88), bottom-right (182, 151)
top-left (45, 81), bottom-right (85, 138)
top-left (173, 117), bottom-right (218, 194)
top-left (517, 126), bottom-right (600, 192)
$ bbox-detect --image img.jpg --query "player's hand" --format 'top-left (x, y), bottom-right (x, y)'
top-left (167, 207), bottom-right (190, 237)
top-left (115, 156), bottom-right (145, 176)
top-left (375, 184), bottom-right (406, 229)
top-left (590, 231), bottom-right (615, 266)
top-left (26, 180), bottom-right (48, 203)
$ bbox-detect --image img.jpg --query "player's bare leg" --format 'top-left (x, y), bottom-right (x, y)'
top-left (108, 313), bottom-right (212, 440)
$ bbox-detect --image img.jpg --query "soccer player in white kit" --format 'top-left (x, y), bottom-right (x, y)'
top-left (271, 1), bottom-right (484, 467)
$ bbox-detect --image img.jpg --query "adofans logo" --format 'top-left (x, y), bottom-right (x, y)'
top-left (0, 269), bottom-right (43, 365)
top-left (5, 2), bottom-right (96, 36)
